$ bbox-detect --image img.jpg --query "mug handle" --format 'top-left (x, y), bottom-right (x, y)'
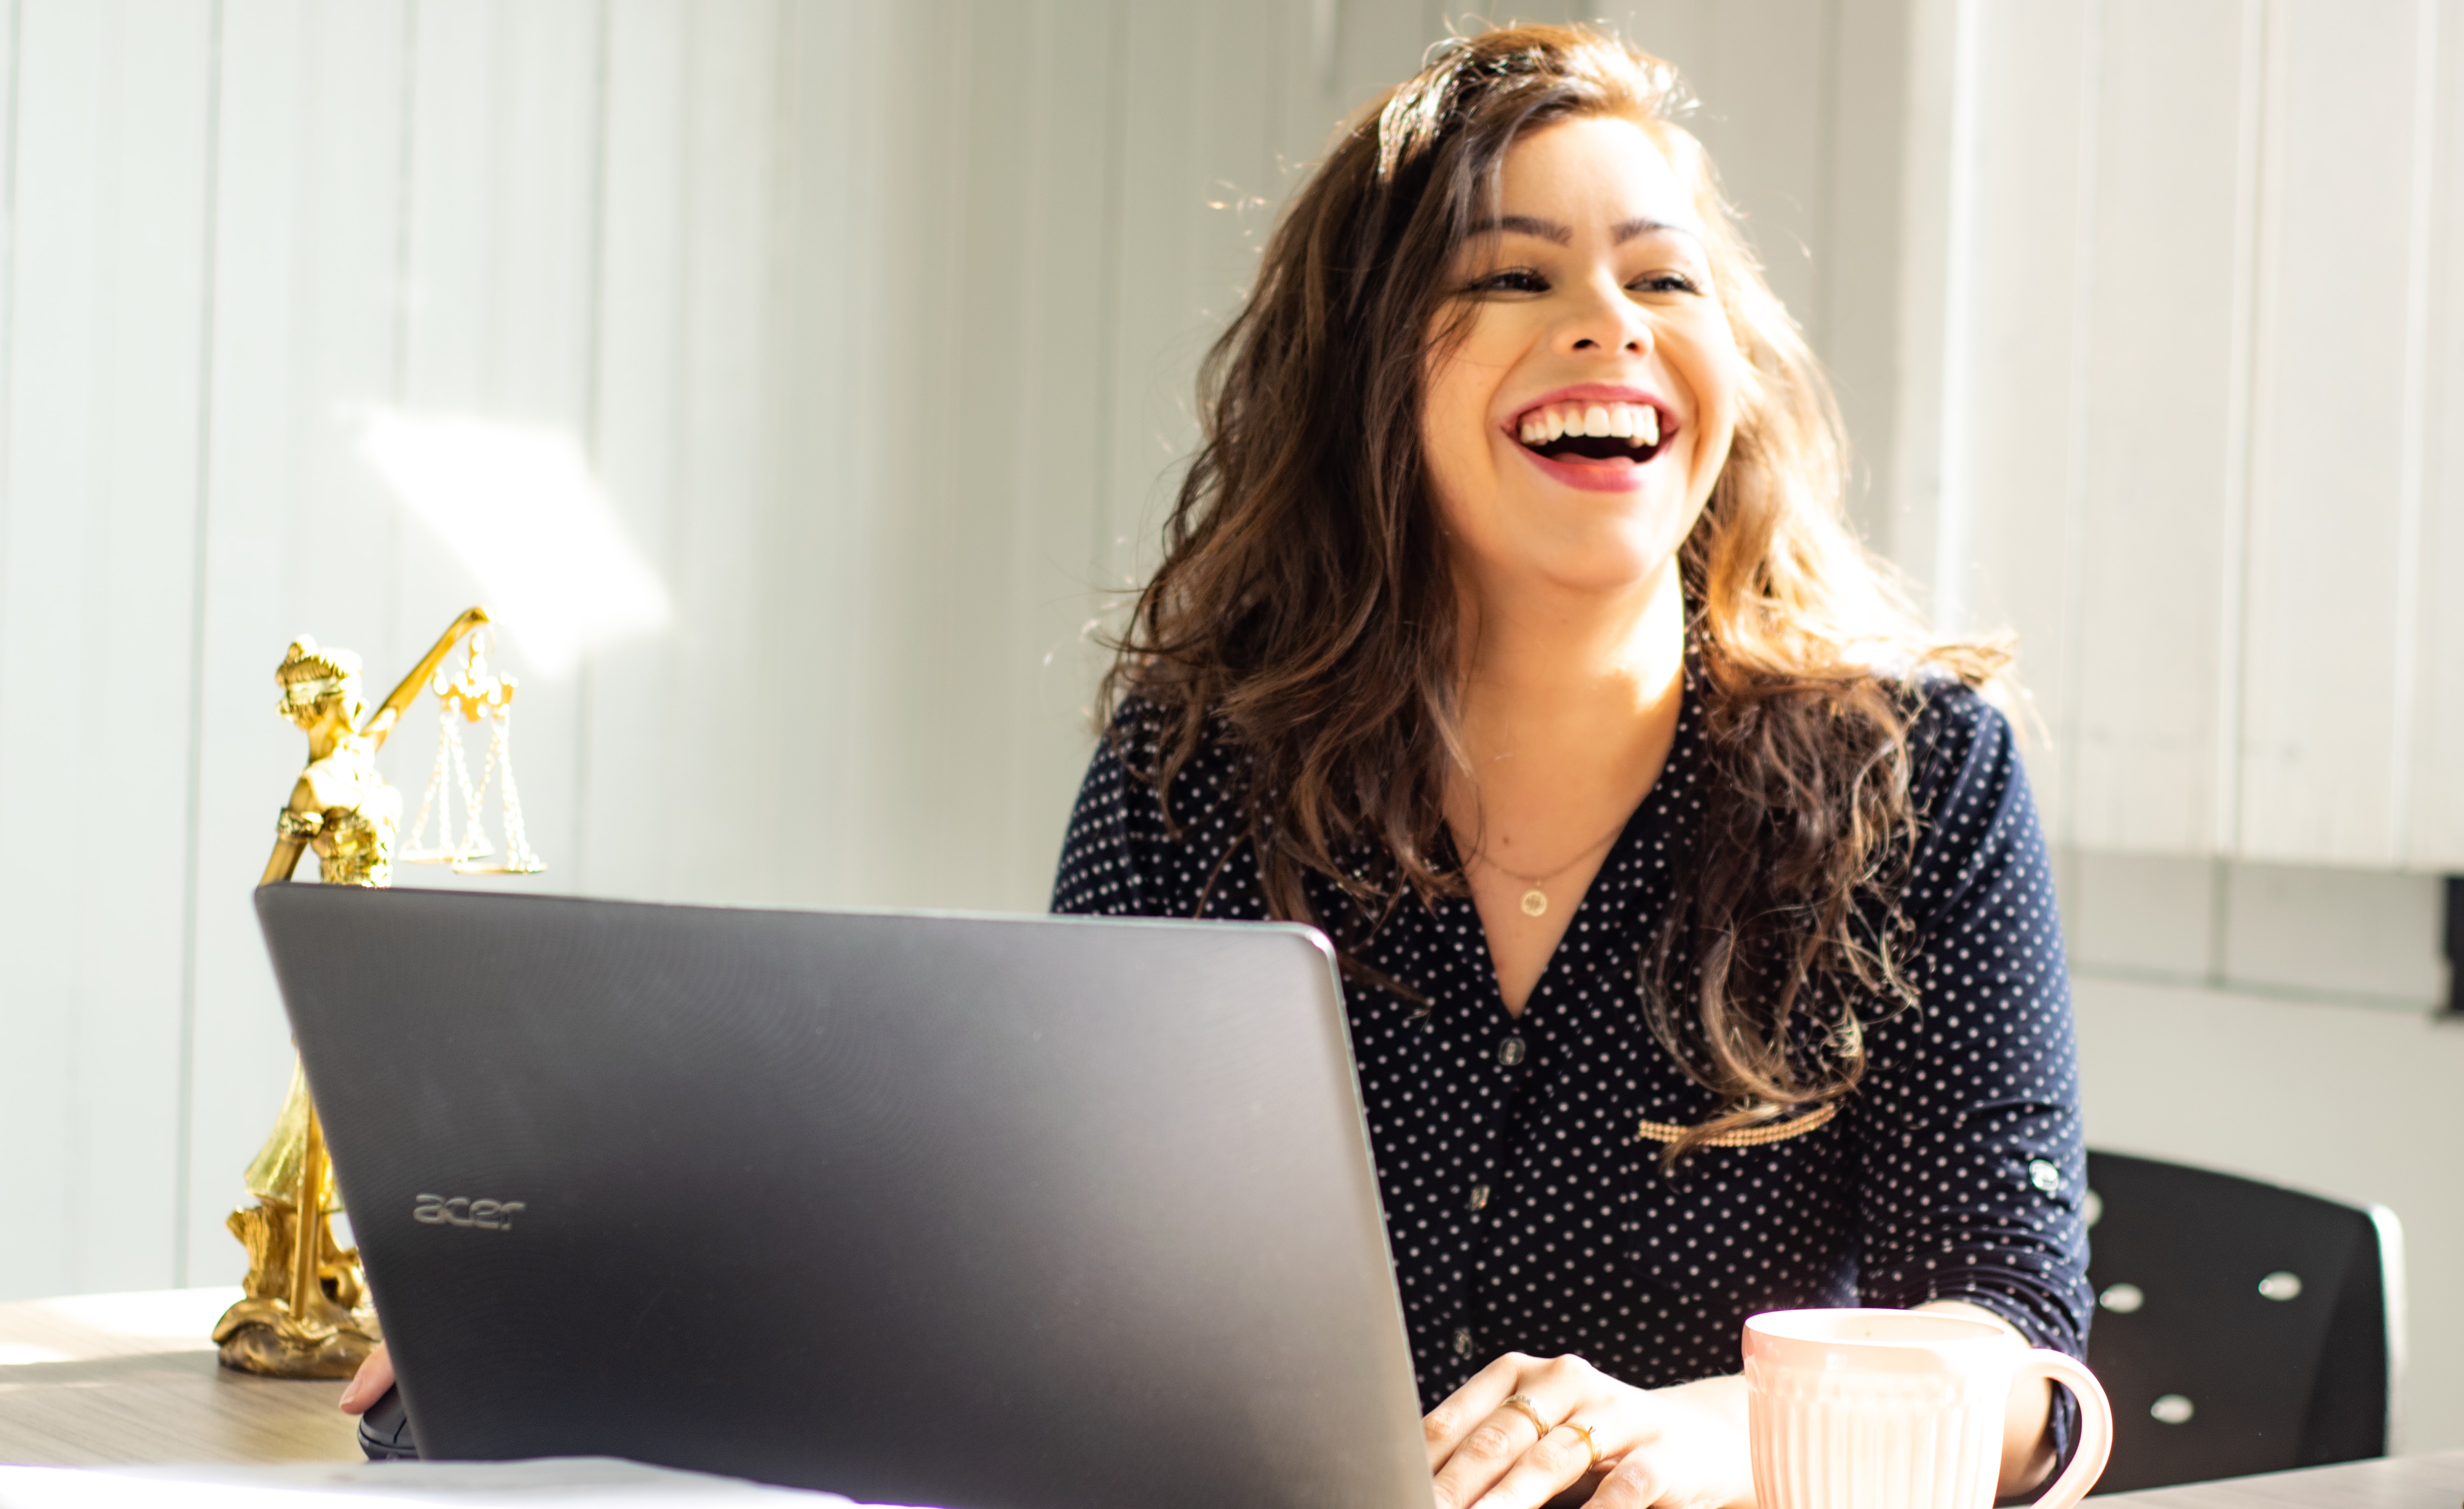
top-left (2015, 1348), bottom-right (2113, 1509)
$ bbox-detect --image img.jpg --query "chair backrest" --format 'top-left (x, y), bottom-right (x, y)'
top-left (2082, 1150), bottom-right (2404, 1493)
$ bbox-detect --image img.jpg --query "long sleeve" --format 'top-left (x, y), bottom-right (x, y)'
top-left (1050, 715), bottom-right (1152, 918)
top-left (1050, 701), bottom-right (1259, 922)
top-left (1848, 685), bottom-right (2095, 1361)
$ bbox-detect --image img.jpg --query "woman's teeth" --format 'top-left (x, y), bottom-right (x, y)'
top-left (1516, 400), bottom-right (1661, 449)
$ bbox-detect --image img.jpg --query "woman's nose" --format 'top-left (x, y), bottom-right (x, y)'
top-left (1559, 283), bottom-right (1653, 359)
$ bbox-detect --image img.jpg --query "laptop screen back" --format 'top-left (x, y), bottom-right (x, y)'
top-left (258, 886), bottom-right (1431, 1509)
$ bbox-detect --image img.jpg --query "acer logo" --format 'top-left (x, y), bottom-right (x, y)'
top-left (414, 1194), bottom-right (525, 1230)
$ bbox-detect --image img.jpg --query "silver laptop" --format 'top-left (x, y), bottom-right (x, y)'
top-left (257, 884), bottom-right (1432, 1509)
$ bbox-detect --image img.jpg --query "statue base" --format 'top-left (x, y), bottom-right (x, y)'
top-left (213, 1195), bottom-right (382, 1379)
top-left (211, 1296), bottom-right (383, 1379)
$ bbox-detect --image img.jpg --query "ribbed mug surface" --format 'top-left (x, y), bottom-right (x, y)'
top-left (1747, 1351), bottom-right (2003, 1507)
top-left (1744, 1309), bottom-right (2112, 1509)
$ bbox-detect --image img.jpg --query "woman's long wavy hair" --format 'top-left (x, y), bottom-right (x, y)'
top-left (1101, 23), bottom-right (2007, 1161)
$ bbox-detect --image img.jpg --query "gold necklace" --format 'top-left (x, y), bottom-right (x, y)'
top-left (1471, 814), bottom-right (1632, 918)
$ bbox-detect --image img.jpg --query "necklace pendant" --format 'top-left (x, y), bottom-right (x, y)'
top-left (1519, 888), bottom-right (1548, 918)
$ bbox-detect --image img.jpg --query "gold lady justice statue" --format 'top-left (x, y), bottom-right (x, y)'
top-left (215, 606), bottom-right (544, 1377)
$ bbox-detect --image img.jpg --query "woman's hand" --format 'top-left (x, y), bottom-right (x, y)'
top-left (1424, 1353), bottom-right (1754, 1509)
top-left (338, 1343), bottom-right (394, 1414)
top-left (1915, 1300), bottom-right (2057, 1495)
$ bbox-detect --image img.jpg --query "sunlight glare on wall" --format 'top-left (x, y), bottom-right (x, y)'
top-left (360, 409), bottom-right (671, 674)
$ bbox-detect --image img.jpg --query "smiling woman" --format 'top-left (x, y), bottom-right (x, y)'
top-left (1048, 23), bottom-right (2089, 1509)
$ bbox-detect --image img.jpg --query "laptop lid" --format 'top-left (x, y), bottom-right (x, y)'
top-left (257, 885), bottom-right (1432, 1509)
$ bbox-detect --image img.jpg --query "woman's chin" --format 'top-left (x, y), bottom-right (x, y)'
top-left (1492, 507), bottom-right (1695, 596)
top-left (1522, 537), bottom-right (1687, 598)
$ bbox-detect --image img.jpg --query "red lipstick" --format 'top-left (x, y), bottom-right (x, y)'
top-left (1503, 384), bottom-right (1678, 492)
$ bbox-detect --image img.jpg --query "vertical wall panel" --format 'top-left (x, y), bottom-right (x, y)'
top-left (182, 0), bottom-right (304, 1284)
top-left (0, 0), bottom-right (100, 1303)
top-left (756, 0), bottom-right (866, 910)
top-left (658, 0), bottom-right (782, 904)
top-left (2414, 0), bottom-right (2464, 870)
top-left (1821, 0), bottom-right (1914, 536)
top-left (389, 0), bottom-right (498, 696)
top-left (82, 0), bottom-right (216, 1291)
top-left (988, 0), bottom-right (1136, 905)
top-left (2064, 0), bottom-right (2256, 854)
top-left (575, 0), bottom-right (686, 902)
top-left (1885, 0), bottom-right (1963, 595)
top-left (2235, 0), bottom-right (2431, 863)
top-left (0, 0), bottom-right (215, 1295)
top-left (828, 0), bottom-right (980, 911)
top-left (956, 0), bottom-right (1126, 907)
top-left (1931, 0), bottom-right (2464, 870)
top-left (182, 0), bottom-right (412, 1283)
top-left (385, 0), bottom-right (600, 884)
top-left (1943, 0), bottom-right (2095, 842)
top-left (272, 7), bottom-right (414, 683)
top-left (0, 0), bottom-right (22, 1260)
top-left (1100, 1), bottom-right (1285, 602)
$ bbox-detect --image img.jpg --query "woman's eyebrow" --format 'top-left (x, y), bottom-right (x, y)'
top-left (1466, 214), bottom-right (1703, 245)
top-left (1469, 214), bottom-right (1573, 245)
top-left (1613, 217), bottom-right (1701, 244)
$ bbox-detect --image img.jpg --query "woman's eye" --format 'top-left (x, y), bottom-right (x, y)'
top-left (1629, 272), bottom-right (1702, 295)
top-left (1471, 268), bottom-right (1549, 294)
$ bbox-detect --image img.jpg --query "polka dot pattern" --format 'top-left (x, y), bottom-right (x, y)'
top-left (1051, 673), bottom-right (2092, 1410)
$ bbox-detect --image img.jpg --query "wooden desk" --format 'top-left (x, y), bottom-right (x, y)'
top-left (3, 1290), bottom-right (2455, 1504)
top-left (0, 1288), bottom-right (356, 1466)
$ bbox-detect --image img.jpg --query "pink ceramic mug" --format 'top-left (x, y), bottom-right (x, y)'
top-left (1743, 1308), bottom-right (2112, 1509)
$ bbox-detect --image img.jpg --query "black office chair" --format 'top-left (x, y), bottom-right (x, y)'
top-left (2081, 1150), bottom-right (2403, 1493)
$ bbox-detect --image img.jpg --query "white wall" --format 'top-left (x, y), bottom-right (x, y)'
top-left (1902, 0), bottom-right (2464, 872)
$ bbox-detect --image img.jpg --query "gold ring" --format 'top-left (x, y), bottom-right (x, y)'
top-left (1561, 1417), bottom-right (1602, 1470)
top-left (1501, 1392), bottom-right (1550, 1440)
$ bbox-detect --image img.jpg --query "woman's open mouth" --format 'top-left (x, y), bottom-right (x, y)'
top-left (1507, 398), bottom-right (1670, 490)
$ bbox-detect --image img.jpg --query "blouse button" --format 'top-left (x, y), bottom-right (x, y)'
top-left (1453, 1327), bottom-right (1476, 1359)
top-left (2028, 1159), bottom-right (2062, 1193)
top-left (1469, 1183), bottom-right (1491, 1212)
top-left (1498, 1036), bottom-right (1527, 1067)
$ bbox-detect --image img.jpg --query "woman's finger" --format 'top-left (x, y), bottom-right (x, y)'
top-left (1428, 1353), bottom-right (1611, 1469)
top-left (1461, 1421), bottom-right (1613, 1509)
top-left (1423, 1353), bottom-right (1542, 1469)
top-left (1430, 1398), bottom-right (1551, 1508)
top-left (1586, 1449), bottom-right (1672, 1509)
top-left (1583, 1382), bottom-right (1747, 1509)
top-left (338, 1343), bottom-right (393, 1414)
top-left (1430, 1359), bottom-right (1620, 1509)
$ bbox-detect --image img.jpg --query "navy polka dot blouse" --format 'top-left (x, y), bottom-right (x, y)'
top-left (1050, 670), bottom-right (2092, 1410)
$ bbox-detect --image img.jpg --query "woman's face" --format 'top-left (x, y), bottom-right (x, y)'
top-left (1420, 114), bottom-right (1744, 606)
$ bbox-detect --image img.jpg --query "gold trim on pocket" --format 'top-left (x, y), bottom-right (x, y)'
top-left (1636, 1102), bottom-right (1837, 1148)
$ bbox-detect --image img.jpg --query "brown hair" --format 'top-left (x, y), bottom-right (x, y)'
top-left (1101, 23), bottom-right (2007, 1161)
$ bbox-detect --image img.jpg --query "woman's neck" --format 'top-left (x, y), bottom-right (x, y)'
top-left (1454, 555), bottom-right (1687, 764)
top-left (1444, 554), bottom-right (1689, 1014)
